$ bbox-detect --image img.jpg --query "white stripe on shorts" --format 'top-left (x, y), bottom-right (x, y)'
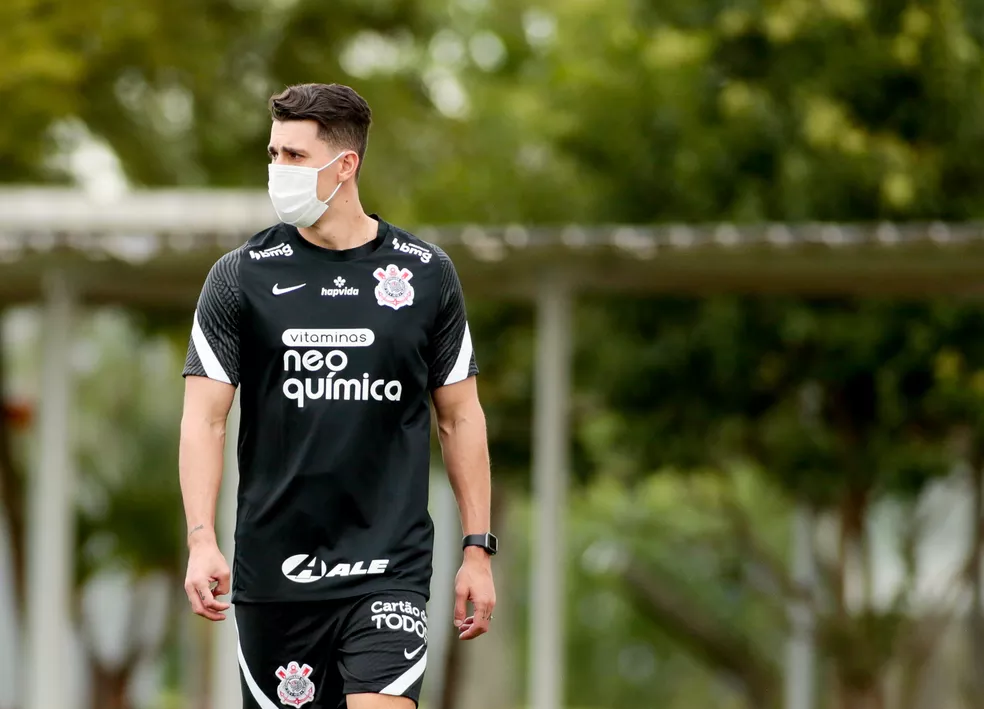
top-left (236, 620), bottom-right (279, 709)
top-left (379, 650), bottom-right (428, 696)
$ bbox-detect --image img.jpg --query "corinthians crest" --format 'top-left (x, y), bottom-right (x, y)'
top-left (275, 661), bottom-right (316, 707)
top-left (373, 264), bottom-right (414, 310)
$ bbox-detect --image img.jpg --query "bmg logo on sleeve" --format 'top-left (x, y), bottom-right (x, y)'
top-left (391, 237), bottom-right (432, 263)
top-left (250, 242), bottom-right (293, 260)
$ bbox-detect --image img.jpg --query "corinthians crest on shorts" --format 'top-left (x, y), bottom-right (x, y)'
top-left (275, 661), bottom-right (316, 707)
top-left (374, 264), bottom-right (414, 310)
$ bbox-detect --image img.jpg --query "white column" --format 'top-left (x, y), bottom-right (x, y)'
top-left (529, 274), bottom-right (572, 709)
top-left (0, 495), bottom-right (18, 709)
top-left (784, 505), bottom-right (816, 709)
top-left (421, 468), bottom-right (459, 707)
top-left (26, 271), bottom-right (76, 709)
top-left (180, 604), bottom-right (206, 709)
top-left (212, 390), bottom-right (241, 709)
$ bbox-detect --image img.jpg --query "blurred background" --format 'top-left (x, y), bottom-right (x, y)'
top-left (5, 1), bottom-right (984, 708)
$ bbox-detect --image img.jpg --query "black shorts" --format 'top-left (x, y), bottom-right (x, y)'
top-left (235, 591), bottom-right (429, 708)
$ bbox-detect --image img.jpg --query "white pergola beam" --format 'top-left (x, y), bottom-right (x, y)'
top-left (0, 188), bottom-right (277, 234)
top-left (529, 273), bottom-right (572, 709)
top-left (26, 271), bottom-right (76, 709)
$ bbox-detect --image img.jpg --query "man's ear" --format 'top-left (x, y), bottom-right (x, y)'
top-left (337, 151), bottom-right (361, 182)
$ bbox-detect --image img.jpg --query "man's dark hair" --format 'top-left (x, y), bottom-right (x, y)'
top-left (269, 83), bottom-right (373, 178)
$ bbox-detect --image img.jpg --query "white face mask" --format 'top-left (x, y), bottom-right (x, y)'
top-left (267, 151), bottom-right (349, 228)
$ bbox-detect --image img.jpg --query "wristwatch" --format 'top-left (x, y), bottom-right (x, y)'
top-left (462, 533), bottom-right (498, 556)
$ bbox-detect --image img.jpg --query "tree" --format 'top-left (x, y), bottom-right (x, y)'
top-left (441, 0), bottom-right (984, 223)
top-left (575, 295), bottom-right (984, 708)
top-left (72, 310), bottom-right (188, 709)
top-left (0, 308), bottom-right (187, 709)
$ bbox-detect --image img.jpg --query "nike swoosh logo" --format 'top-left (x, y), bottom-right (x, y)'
top-left (404, 644), bottom-right (425, 660)
top-left (272, 283), bottom-right (306, 295)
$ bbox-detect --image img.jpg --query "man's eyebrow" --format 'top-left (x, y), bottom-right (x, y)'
top-left (268, 145), bottom-right (307, 156)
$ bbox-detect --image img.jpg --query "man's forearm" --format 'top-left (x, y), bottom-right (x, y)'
top-left (179, 415), bottom-right (226, 547)
top-left (438, 403), bottom-right (491, 536)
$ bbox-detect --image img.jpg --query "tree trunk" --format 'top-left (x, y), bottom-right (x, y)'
top-left (831, 491), bottom-right (888, 709)
top-left (90, 664), bottom-right (133, 709)
top-left (0, 311), bottom-right (26, 614)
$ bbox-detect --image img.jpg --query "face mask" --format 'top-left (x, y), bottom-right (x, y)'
top-left (267, 151), bottom-right (349, 228)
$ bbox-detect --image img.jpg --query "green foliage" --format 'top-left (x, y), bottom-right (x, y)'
top-left (418, 0), bottom-right (984, 223)
top-left (7, 0), bottom-right (984, 227)
top-left (505, 469), bottom-right (789, 709)
top-left (457, 300), bottom-right (537, 479)
top-left (72, 309), bottom-right (185, 584)
top-left (10, 0), bottom-right (984, 226)
top-left (576, 295), bottom-right (984, 507)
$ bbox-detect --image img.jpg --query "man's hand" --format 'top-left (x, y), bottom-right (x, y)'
top-left (184, 529), bottom-right (231, 621)
top-left (453, 548), bottom-right (496, 640)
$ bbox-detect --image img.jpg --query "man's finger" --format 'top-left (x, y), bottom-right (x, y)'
top-left (185, 583), bottom-right (222, 620)
top-left (205, 598), bottom-right (231, 613)
top-left (186, 582), bottom-right (227, 621)
top-left (458, 614), bottom-right (488, 640)
top-left (213, 572), bottom-right (231, 597)
top-left (199, 585), bottom-right (230, 616)
top-left (197, 583), bottom-right (215, 606)
top-left (202, 578), bottom-right (231, 610)
top-left (473, 599), bottom-right (495, 621)
top-left (184, 582), bottom-right (206, 615)
top-left (453, 585), bottom-right (468, 628)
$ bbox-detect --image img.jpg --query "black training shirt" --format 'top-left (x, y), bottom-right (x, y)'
top-left (182, 216), bottom-right (478, 603)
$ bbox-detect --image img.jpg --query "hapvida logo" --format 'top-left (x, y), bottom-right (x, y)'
top-left (321, 277), bottom-right (359, 298)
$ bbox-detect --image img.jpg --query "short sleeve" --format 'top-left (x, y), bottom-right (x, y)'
top-left (427, 246), bottom-right (479, 389)
top-left (183, 250), bottom-right (241, 387)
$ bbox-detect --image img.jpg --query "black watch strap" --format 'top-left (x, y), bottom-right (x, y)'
top-left (462, 533), bottom-right (498, 555)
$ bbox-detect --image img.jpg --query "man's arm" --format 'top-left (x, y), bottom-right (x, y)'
top-left (433, 377), bottom-right (496, 640)
top-left (180, 250), bottom-right (241, 620)
top-left (179, 376), bottom-right (235, 547)
top-left (179, 376), bottom-right (236, 620)
top-left (426, 245), bottom-right (495, 639)
top-left (433, 377), bottom-right (490, 541)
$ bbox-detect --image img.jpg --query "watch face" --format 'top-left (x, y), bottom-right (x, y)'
top-left (464, 533), bottom-right (498, 554)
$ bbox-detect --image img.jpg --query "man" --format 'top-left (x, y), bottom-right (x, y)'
top-left (179, 82), bottom-right (497, 709)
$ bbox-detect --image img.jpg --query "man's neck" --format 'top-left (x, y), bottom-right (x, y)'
top-left (298, 198), bottom-right (377, 251)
